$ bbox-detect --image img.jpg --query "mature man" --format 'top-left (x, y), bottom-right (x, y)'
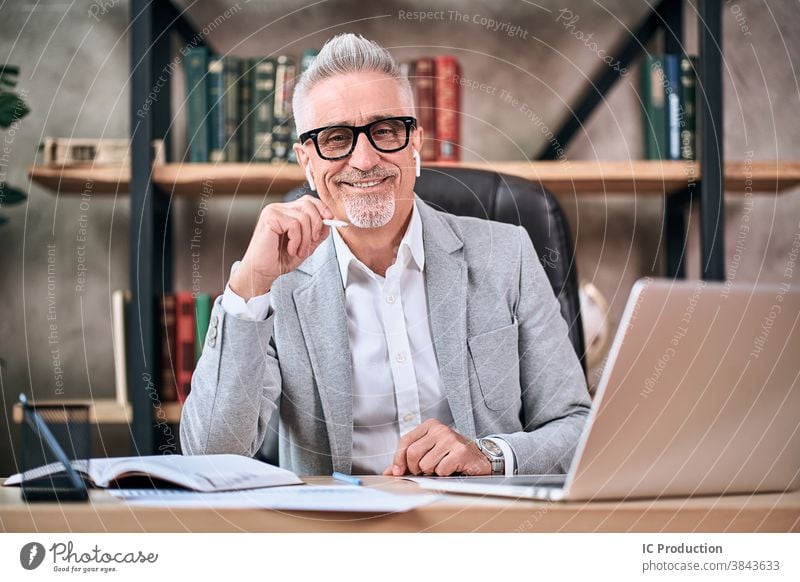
top-left (180, 34), bottom-right (591, 477)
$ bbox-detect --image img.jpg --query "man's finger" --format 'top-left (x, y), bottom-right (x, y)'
top-left (405, 436), bottom-right (437, 475)
top-left (281, 217), bottom-right (303, 257)
top-left (284, 208), bottom-right (314, 257)
top-left (297, 197), bottom-right (327, 241)
top-left (301, 195), bottom-right (335, 220)
top-left (392, 421), bottom-right (436, 474)
top-left (434, 450), bottom-right (465, 476)
top-left (417, 442), bottom-right (450, 475)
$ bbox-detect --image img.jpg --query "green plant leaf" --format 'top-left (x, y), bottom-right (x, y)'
top-left (0, 183), bottom-right (27, 206)
top-left (0, 92), bottom-right (30, 128)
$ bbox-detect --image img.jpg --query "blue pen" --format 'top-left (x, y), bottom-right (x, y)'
top-left (332, 471), bottom-right (363, 486)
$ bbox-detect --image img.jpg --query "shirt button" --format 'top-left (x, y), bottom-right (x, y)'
top-left (386, 295), bottom-right (396, 304)
top-left (403, 412), bottom-right (414, 422)
top-left (395, 352), bottom-right (406, 363)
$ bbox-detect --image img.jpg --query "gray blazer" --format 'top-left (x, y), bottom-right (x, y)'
top-left (180, 198), bottom-right (591, 475)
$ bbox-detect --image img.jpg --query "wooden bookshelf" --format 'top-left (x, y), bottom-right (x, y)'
top-left (12, 399), bottom-right (182, 425)
top-left (28, 160), bottom-right (800, 197)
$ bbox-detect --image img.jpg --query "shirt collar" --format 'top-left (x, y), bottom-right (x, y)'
top-left (331, 200), bottom-right (425, 286)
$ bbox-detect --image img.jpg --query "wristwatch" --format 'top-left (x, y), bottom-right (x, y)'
top-left (476, 438), bottom-right (505, 476)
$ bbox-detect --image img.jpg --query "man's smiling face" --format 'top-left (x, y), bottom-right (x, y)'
top-left (293, 71), bottom-right (422, 230)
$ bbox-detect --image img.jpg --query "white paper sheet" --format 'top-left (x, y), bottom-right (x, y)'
top-left (109, 484), bottom-right (441, 513)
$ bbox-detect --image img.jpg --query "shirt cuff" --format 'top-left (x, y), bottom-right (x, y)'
top-left (484, 436), bottom-right (517, 477)
top-left (221, 261), bottom-right (272, 321)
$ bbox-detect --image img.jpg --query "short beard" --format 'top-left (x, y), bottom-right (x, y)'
top-left (341, 189), bottom-right (396, 228)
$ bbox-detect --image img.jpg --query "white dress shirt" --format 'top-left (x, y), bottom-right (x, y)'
top-left (222, 201), bottom-right (516, 475)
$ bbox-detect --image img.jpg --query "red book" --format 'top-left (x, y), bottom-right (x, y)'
top-left (174, 292), bottom-right (195, 403)
top-left (413, 58), bottom-right (437, 162)
top-left (433, 55), bottom-right (461, 162)
top-left (159, 294), bottom-right (178, 402)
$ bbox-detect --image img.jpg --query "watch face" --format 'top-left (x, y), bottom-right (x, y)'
top-left (480, 439), bottom-right (502, 457)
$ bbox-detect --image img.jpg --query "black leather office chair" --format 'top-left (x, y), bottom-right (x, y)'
top-left (285, 166), bottom-right (586, 371)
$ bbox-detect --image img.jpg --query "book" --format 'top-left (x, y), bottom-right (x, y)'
top-left (641, 54), bottom-right (667, 160)
top-left (184, 46), bottom-right (209, 162)
top-left (159, 294), bottom-right (178, 402)
top-left (250, 57), bottom-right (277, 163)
top-left (111, 290), bottom-right (129, 406)
top-left (40, 138), bottom-right (165, 166)
top-left (433, 55), bottom-right (461, 162)
top-left (207, 56), bottom-right (229, 163)
top-left (413, 57), bottom-right (437, 162)
top-left (288, 49), bottom-right (318, 164)
top-left (175, 292), bottom-right (195, 403)
top-left (208, 56), bottom-right (242, 162)
top-left (680, 56), bottom-right (697, 161)
top-left (239, 60), bottom-right (253, 162)
top-left (271, 55), bottom-right (296, 163)
top-left (223, 57), bottom-right (242, 162)
top-left (194, 292), bottom-right (212, 363)
top-left (663, 54), bottom-right (682, 161)
top-left (4, 454), bottom-right (303, 492)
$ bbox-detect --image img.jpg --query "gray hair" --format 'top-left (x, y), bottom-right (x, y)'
top-left (292, 33), bottom-right (414, 134)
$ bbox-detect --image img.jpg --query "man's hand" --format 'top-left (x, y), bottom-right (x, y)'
top-left (230, 195), bottom-right (334, 300)
top-left (383, 419), bottom-right (491, 477)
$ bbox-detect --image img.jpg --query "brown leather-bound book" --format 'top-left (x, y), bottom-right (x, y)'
top-left (433, 55), bottom-right (461, 162)
top-left (413, 58), bottom-right (436, 162)
top-left (174, 292), bottom-right (195, 404)
top-left (159, 294), bottom-right (178, 402)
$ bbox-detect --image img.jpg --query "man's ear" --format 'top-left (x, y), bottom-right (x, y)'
top-left (293, 142), bottom-right (309, 167)
top-left (411, 124), bottom-right (424, 153)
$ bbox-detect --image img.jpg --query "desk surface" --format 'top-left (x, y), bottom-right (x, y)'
top-left (2, 477), bottom-right (798, 533)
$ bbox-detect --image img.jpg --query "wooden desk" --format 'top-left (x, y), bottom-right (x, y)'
top-left (2, 477), bottom-right (798, 533)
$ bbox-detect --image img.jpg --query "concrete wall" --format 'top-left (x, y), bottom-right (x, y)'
top-left (1, 0), bottom-right (798, 474)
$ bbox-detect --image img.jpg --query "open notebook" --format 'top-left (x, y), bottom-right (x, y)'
top-left (4, 454), bottom-right (303, 492)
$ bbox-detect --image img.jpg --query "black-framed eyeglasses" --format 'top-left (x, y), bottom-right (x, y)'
top-left (299, 116), bottom-right (417, 161)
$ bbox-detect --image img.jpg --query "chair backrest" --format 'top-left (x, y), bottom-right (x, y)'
top-left (284, 166), bottom-right (586, 372)
top-left (413, 167), bottom-right (585, 372)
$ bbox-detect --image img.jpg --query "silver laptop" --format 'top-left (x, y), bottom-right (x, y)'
top-left (412, 278), bottom-right (800, 501)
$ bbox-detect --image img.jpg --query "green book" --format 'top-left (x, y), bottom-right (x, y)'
top-left (680, 56), bottom-right (697, 161)
top-left (184, 47), bottom-right (209, 162)
top-left (239, 61), bottom-right (253, 162)
top-left (250, 57), bottom-right (276, 163)
top-left (223, 57), bottom-right (241, 162)
top-left (194, 292), bottom-right (212, 363)
top-left (207, 55), bottom-right (225, 163)
top-left (207, 56), bottom-right (241, 162)
top-left (663, 54), bottom-right (682, 160)
top-left (641, 54), bottom-right (667, 160)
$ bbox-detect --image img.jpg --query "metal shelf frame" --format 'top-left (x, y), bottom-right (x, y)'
top-left (128, 0), bottom-right (204, 454)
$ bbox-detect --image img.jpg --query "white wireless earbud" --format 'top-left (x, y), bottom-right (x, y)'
top-left (305, 163), bottom-right (316, 191)
top-left (413, 149), bottom-right (421, 178)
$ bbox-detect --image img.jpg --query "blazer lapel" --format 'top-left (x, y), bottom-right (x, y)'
top-left (418, 200), bottom-right (477, 439)
top-left (293, 237), bottom-right (354, 474)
